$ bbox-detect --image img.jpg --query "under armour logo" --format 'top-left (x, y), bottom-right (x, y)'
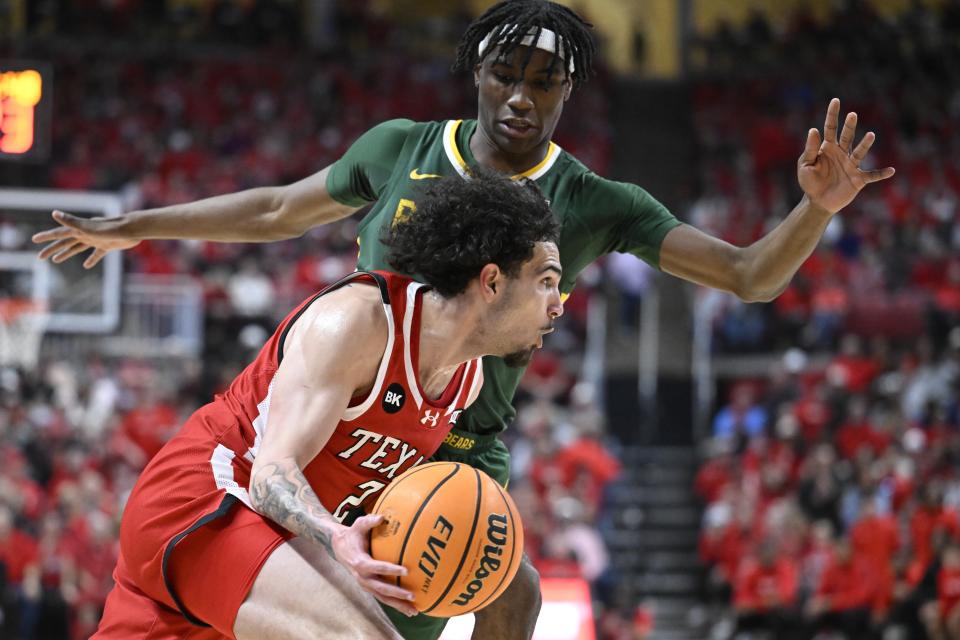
top-left (381, 383), bottom-right (406, 414)
top-left (420, 410), bottom-right (440, 428)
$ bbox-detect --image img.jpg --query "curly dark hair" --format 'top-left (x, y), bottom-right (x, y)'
top-left (452, 0), bottom-right (596, 89)
top-left (383, 167), bottom-right (559, 297)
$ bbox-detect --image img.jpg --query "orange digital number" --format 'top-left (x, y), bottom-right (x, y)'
top-left (0, 69), bottom-right (43, 154)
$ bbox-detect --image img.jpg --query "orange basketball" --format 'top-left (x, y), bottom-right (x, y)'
top-left (370, 461), bottom-right (524, 618)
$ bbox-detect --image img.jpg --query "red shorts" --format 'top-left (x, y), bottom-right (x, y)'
top-left (94, 427), bottom-right (292, 638)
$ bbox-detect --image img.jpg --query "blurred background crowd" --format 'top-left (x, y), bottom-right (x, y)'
top-left (0, 0), bottom-right (958, 639)
top-left (691, 2), bottom-right (960, 639)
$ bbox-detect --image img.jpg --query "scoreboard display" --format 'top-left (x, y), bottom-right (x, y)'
top-left (0, 61), bottom-right (51, 162)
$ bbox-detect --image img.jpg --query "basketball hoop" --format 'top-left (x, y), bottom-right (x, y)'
top-left (0, 298), bottom-right (49, 371)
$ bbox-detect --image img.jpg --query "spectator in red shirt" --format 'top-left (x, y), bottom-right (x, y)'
top-left (732, 539), bottom-right (800, 637)
top-left (826, 334), bottom-right (880, 394)
top-left (801, 520), bottom-right (835, 598)
top-left (0, 505), bottom-right (40, 640)
top-left (808, 272), bottom-right (849, 349)
top-left (694, 443), bottom-right (736, 504)
top-left (911, 483), bottom-right (960, 569)
top-left (793, 382), bottom-right (833, 442)
top-left (850, 498), bottom-right (900, 575)
top-left (554, 408), bottom-right (622, 513)
top-left (805, 538), bottom-right (875, 638)
top-left (925, 543), bottom-right (960, 640)
top-left (699, 504), bottom-right (753, 605)
top-left (932, 259), bottom-right (960, 319)
top-left (117, 385), bottom-right (180, 465)
top-left (835, 396), bottom-right (889, 459)
top-left (0, 505), bottom-right (39, 586)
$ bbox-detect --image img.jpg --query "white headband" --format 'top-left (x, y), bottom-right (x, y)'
top-left (478, 24), bottom-right (575, 74)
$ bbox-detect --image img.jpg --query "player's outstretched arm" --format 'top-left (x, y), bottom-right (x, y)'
top-left (248, 285), bottom-right (417, 616)
top-left (31, 165), bottom-right (357, 268)
top-left (659, 98), bottom-right (895, 302)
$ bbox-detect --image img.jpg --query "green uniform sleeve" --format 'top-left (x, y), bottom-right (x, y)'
top-left (325, 119), bottom-right (416, 207)
top-left (574, 172), bottom-right (683, 270)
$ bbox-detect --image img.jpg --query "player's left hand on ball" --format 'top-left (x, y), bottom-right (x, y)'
top-left (330, 514), bottom-right (419, 617)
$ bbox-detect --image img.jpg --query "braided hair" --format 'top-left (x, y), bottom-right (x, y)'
top-left (452, 0), bottom-right (596, 89)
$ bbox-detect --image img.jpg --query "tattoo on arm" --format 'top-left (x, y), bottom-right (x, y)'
top-left (250, 459), bottom-right (338, 558)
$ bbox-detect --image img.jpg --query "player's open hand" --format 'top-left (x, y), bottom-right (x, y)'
top-left (330, 514), bottom-right (419, 617)
top-left (797, 98), bottom-right (896, 214)
top-left (32, 210), bottom-right (140, 268)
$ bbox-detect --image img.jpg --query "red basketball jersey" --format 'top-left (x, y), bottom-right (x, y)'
top-left (102, 270), bottom-right (484, 633)
top-left (177, 270), bottom-right (483, 521)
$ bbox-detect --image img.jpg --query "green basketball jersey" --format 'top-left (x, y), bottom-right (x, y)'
top-left (327, 118), bottom-right (682, 439)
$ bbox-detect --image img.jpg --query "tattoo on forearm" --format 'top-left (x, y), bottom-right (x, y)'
top-left (251, 460), bottom-right (338, 558)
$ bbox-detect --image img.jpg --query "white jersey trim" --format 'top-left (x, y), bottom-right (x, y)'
top-left (244, 374), bottom-right (277, 462)
top-left (402, 281), bottom-right (427, 409)
top-left (522, 142), bottom-right (562, 181)
top-left (211, 443), bottom-right (252, 508)
top-left (465, 357), bottom-right (485, 407)
top-left (444, 358), bottom-right (477, 415)
top-left (442, 119), bottom-right (562, 182)
top-left (443, 120), bottom-right (471, 179)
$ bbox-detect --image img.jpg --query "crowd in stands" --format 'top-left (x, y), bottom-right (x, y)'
top-left (0, 359), bottom-right (188, 639)
top-left (18, 0), bottom-right (305, 48)
top-left (699, 331), bottom-right (960, 639)
top-left (0, 3), bottom-right (625, 638)
top-left (693, 4), bottom-right (960, 639)
top-left (688, 0), bottom-right (960, 355)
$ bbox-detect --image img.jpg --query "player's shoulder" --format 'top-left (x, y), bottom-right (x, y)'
top-left (549, 148), bottom-right (601, 188)
top-left (554, 146), bottom-right (592, 174)
top-left (364, 118), bottom-right (451, 153)
top-left (315, 279), bottom-right (388, 333)
top-left (553, 149), bottom-right (654, 202)
top-left (362, 118), bottom-right (418, 142)
top-left (371, 118), bottom-right (448, 137)
top-left (289, 278), bottom-right (390, 365)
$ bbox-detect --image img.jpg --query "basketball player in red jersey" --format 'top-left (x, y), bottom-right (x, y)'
top-left (93, 169), bottom-right (562, 639)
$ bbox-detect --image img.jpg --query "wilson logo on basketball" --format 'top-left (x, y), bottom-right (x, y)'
top-left (417, 515), bottom-right (454, 591)
top-left (451, 513), bottom-right (509, 607)
top-left (369, 462), bottom-right (523, 617)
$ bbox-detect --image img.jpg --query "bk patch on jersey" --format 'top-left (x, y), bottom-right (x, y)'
top-left (381, 382), bottom-right (406, 414)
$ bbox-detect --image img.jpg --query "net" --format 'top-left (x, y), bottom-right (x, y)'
top-left (0, 298), bottom-right (49, 371)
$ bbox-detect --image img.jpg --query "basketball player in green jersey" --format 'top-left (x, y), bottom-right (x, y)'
top-left (34, 2), bottom-right (894, 638)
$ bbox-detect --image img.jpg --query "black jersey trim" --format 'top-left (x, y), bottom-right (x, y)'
top-left (160, 493), bottom-right (239, 627)
top-left (276, 271), bottom-right (391, 365)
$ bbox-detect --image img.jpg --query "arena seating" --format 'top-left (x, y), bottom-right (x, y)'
top-left (691, 3), bottom-right (960, 638)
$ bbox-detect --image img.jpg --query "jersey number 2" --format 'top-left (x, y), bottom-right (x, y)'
top-left (332, 479), bottom-right (386, 521)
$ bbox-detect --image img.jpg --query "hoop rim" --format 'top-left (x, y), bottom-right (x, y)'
top-left (0, 298), bottom-right (49, 322)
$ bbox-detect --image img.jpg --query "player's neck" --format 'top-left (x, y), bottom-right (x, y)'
top-left (469, 125), bottom-right (552, 176)
top-left (416, 291), bottom-right (485, 382)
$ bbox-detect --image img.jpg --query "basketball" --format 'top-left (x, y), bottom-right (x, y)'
top-left (370, 461), bottom-right (524, 618)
